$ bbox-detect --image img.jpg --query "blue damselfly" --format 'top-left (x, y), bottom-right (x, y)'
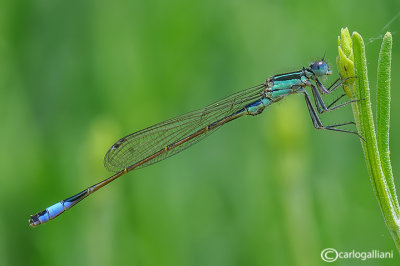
top-left (29, 60), bottom-right (360, 227)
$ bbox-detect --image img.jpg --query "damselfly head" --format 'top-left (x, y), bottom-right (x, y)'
top-left (309, 60), bottom-right (332, 77)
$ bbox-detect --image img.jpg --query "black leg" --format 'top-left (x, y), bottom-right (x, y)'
top-left (327, 94), bottom-right (346, 109)
top-left (310, 84), bottom-right (359, 114)
top-left (300, 89), bottom-right (365, 141)
top-left (324, 121), bottom-right (356, 128)
top-left (315, 76), bottom-right (356, 95)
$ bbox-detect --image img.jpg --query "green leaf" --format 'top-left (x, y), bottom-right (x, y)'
top-left (336, 28), bottom-right (355, 97)
top-left (376, 33), bottom-right (398, 212)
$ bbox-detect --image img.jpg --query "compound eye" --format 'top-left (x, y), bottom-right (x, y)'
top-left (310, 61), bottom-right (330, 76)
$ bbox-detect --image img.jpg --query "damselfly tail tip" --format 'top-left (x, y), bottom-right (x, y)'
top-left (29, 216), bottom-right (39, 227)
top-left (29, 210), bottom-right (47, 227)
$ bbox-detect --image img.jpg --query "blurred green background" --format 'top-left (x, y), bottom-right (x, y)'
top-left (1, 0), bottom-right (400, 265)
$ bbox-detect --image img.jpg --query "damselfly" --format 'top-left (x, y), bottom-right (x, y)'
top-left (29, 59), bottom-right (360, 227)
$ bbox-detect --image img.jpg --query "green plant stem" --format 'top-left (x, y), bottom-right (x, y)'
top-left (337, 29), bottom-right (400, 252)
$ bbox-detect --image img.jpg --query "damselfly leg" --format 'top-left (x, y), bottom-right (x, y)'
top-left (311, 77), bottom-right (359, 113)
top-left (299, 78), bottom-right (365, 141)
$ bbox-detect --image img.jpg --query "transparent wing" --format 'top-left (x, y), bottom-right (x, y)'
top-left (104, 83), bottom-right (267, 172)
